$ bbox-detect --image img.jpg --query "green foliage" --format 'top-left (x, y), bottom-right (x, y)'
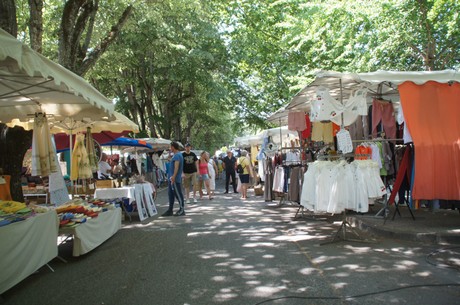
top-left (13, 0), bottom-right (460, 149)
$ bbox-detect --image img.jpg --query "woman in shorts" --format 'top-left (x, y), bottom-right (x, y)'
top-left (198, 151), bottom-right (213, 200)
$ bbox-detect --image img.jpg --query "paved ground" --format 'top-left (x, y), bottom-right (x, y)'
top-left (1, 179), bottom-right (460, 305)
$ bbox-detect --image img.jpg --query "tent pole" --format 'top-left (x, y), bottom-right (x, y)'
top-left (279, 118), bottom-right (282, 148)
top-left (69, 129), bottom-right (73, 190)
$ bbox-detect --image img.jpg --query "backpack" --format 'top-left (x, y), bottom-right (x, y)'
top-left (236, 164), bottom-right (244, 174)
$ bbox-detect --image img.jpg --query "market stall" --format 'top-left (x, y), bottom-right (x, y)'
top-left (0, 209), bottom-right (59, 294)
top-left (94, 183), bottom-right (157, 222)
top-left (59, 207), bottom-right (122, 257)
top-left (265, 70), bottom-right (460, 222)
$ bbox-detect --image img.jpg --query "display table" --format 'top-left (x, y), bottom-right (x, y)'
top-left (94, 184), bottom-right (157, 221)
top-left (0, 211), bottom-right (59, 294)
top-left (59, 208), bottom-right (122, 257)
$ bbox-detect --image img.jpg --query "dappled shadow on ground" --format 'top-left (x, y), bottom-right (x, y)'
top-left (2, 186), bottom-right (459, 305)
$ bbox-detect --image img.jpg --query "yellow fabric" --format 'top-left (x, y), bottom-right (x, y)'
top-left (70, 134), bottom-right (92, 180)
top-left (311, 122), bottom-right (334, 143)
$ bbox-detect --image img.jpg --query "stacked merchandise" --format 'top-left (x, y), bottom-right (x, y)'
top-left (0, 200), bottom-right (51, 227)
top-left (56, 198), bottom-right (120, 229)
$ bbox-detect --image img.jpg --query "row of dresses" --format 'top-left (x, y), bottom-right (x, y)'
top-left (300, 160), bottom-right (386, 214)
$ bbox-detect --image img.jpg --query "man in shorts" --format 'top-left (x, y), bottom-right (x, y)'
top-left (182, 143), bottom-right (199, 203)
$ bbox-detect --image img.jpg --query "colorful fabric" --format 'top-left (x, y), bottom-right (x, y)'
top-left (399, 81), bottom-right (460, 200)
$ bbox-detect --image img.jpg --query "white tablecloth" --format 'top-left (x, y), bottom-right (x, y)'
top-left (59, 208), bottom-right (121, 257)
top-left (0, 211), bottom-right (59, 294)
top-left (94, 187), bottom-right (136, 203)
top-left (94, 184), bottom-right (157, 221)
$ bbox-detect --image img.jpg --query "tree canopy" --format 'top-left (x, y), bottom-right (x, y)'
top-left (7, 0), bottom-right (460, 152)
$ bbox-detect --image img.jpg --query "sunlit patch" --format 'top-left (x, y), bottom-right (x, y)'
top-left (211, 275), bottom-right (228, 282)
top-left (342, 264), bottom-right (360, 270)
top-left (262, 254), bottom-right (275, 259)
top-left (242, 242), bottom-right (276, 248)
top-left (343, 245), bottom-right (372, 254)
top-left (394, 260), bottom-right (418, 270)
top-left (239, 270), bottom-right (260, 276)
top-left (213, 290), bottom-right (238, 301)
top-left (231, 263), bottom-right (254, 270)
top-left (414, 271), bottom-right (431, 277)
top-left (298, 267), bottom-right (317, 275)
top-left (332, 282), bottom-right (347, 289)
top-left (332, 272), bottom-right (349, 277)
top-left (249, 285), bottom-right (286, 297)
top-left (230, 258), bottom-right (245, 262)
top-left (312, 255), bottom-right (345, 264)
top-left (199, 251), bottom-right (230, 259)
top-left (246, 280), bottom-right (261, 285)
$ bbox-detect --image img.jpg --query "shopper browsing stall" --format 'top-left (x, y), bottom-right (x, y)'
top-left (162, 142), bottom-right (185, 216)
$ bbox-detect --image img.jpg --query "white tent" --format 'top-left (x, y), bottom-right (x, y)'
top-left (234, 126), bottom-right (299, 147)
top-left (272, 70), bottom-right (459, 118)
top-left (0, 28), bottom-right (114, 126)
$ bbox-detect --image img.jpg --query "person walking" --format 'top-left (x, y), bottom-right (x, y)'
top-left (162, 141), bottom-right (186, 216)
top-left (222, 150), bottom-right (238, 194)
top-left (197, 151), bottom-right (213, 200)
top-left (207, 152), bottom-right (218, 197)
top-left (182, 143), bottom-right (199, 204)
top-left (237, 150), bottom-right (253, 200)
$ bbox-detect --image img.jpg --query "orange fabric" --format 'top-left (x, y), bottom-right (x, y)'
top-left (354, 145), bottom-right (371, 160)
top-left (0, 175), bottom-right (13, 201)
top-left (332, 123), bottom-right (341, 136)
top-left (399, 81), bottom-right (460, 200)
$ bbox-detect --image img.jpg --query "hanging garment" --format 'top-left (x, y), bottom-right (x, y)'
top-left (264, 157), bottom-right (275, 201)
top-left (301, 114), bottom-right (312, 139)
top-left (300, 160), bottom-right (384, 214)
top-left (288, 167), bottom-right (302, 202)
top-left (70, 134), bottom-right (92, 180)
top-left (396, 105), bottom-right (413, 144)
top-left (399, 81), bottom-right (460, 200)
top-left (31, 113), bottom-right (58, 177)
top-left (272, 166), bottom-right (285, 193)
top-left (288, 111), bottom-right (307, 131)
top-left (371, 99), bottom-right (396, 139)
top-left (311, 122), bottom-right (334, 143)
top-left (310, 86), bottom-right (344, 122)
top-left (0, 175), bottom-right (12, 201)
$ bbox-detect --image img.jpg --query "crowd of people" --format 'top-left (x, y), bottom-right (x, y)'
top-left (162, 142), bottom-right (254, 217)
top-left (94, 142), bottom-right (255, 217)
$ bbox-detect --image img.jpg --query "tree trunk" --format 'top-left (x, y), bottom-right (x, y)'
top-left (77, 4), bottom-right (133, 76)
top-left (28, 0), bottom-right (43, 53)
top-left (0, 0), bottom-right (17, 37)
top-left (0, 124), bottom-right (33, 202)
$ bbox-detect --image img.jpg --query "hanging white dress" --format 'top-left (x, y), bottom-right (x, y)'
top-left (31, 113), bottom-right (57, 177)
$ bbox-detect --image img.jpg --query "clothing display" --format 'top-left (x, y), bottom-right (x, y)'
top-left (288, 111), bottom-right (307, 131)
top-left (300, 160), bottom-right (386, 214)
top-left (399, 81), bottom-right (460, 200)
top-left (311, 122), bottom-right (334, 143)
top-left (371, 99), bottom-right (396, 140)
top-left (396, 105), bottom-right (413, 144)
top-left (310, 86), bottom-right (344, 122)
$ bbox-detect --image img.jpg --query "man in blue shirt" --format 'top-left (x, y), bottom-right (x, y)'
top-left (162, 141), bottom-right (186, 216)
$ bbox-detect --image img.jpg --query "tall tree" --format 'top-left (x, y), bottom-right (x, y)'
top-left (28, 0), bottom-right (43, 52)
top-left (58, 0), bottom-right (133, 76)
top-left (0, 0), bottom-right (17, 37)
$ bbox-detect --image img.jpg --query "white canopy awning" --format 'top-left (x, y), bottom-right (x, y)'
top-left (268, 69), bottom-right (460, 125)
top-left (0, 28), bottom-right (114, 126)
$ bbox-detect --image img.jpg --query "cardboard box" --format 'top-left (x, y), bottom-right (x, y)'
top-left (96, 180), bottom-right (114, 189)
top-left (254, 185), bottom-right (264, 196)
